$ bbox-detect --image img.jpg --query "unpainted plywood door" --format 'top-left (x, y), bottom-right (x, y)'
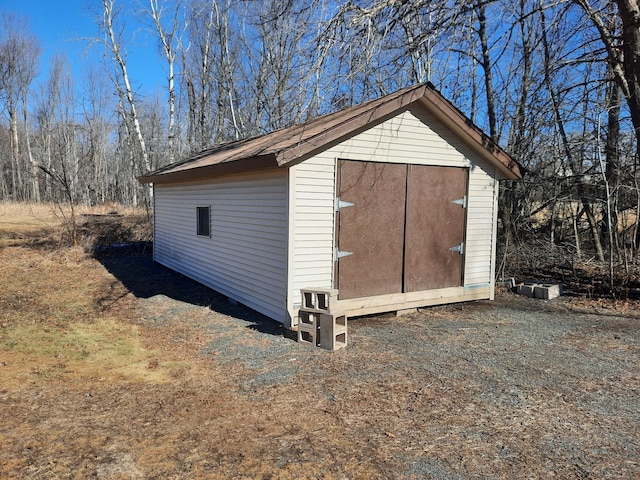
top-left (404, 165), bottom-right (467, 291)
top-left (335, 160), bottom-right (407, 299)
top-left (336, 160), bottom-right (468, 300)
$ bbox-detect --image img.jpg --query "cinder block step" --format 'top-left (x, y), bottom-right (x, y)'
top-left (298, 288), bottom-right (348, 350)
top-left (301, 288), bottom-right (339, 314)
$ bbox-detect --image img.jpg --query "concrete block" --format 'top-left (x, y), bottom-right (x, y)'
top-left (297, 311), bottom-right (319, 346)
top-left (318, 313), bottom-right (347, 351)
top-left (517, 283), bottom-right (537, 298)
top-left (301, 288), bottom-right (339, 313)
top-left (498, 277), bottom-right (516, 289)
top-left (534, 284), bottom-right (563, 300)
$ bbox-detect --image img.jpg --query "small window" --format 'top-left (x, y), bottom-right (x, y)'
top-left (196, 206), bottom-right (211, 237)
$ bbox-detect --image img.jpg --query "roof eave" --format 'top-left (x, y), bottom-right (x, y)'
top-left (419, 88), bottom-right (523, 180)
top-left (138, 154), bottom-right (280, 184)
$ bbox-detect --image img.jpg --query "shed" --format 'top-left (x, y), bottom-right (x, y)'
top-left (139, 83), bottom-right (523, 327)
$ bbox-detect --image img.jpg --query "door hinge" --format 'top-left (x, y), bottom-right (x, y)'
top-left (449, 242), bottom-right (464, 254)
top-left (452, 196), bottom-right (467, 208)
top-left (335, 197), bottom-right (354, 211)
top-left (335, 247), bottom-right (353, 259)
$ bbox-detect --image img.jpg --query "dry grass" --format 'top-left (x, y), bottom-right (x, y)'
top-left (0, 203), bottom-right (60, 246)
top-left (0, 247), bottom-right (178, 388)
top-left (0, 202), bottom-right (151, 249)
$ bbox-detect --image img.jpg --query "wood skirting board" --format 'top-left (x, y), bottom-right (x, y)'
top-left (294, 285), bottom-right (491, 322)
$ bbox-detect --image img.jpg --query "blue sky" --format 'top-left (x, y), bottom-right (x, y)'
top-left (0, 0), bottom-right (164, 95)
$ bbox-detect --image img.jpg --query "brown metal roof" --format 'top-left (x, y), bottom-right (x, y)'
top-left (139, 83), bottom-right (523, 184)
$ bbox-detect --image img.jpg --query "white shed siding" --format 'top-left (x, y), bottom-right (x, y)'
top-left (154, 170), bottom-right (289, 322)
top-left (464, 163), bottom-right (498, 286)
top-left (320, 110), bottom-right (469, 167)
top-left (289, 157), bottom-right (336, 310)
top-left (290, 107), bottom-right (498, 310)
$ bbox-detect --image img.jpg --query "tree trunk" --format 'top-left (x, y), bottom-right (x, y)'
top-left (475, 0), bottom-right (497, 141)
top-left (150, 0), bottom-right (178, 163)
top-left (23, 101), bottom-right (39, 202)
top-left (500, 0), bottom-right (534, 253)
top-left (9, 108), bottom-right (21, 200)
top-left (102, 0), bottom-right (150, 174)
top-left (603, 79), bottom-right (621, 254)
top-left (616, 0), bottom-right (640, 161)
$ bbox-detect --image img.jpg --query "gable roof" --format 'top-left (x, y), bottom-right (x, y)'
top-left (139, 82), bottom-right (523, 184)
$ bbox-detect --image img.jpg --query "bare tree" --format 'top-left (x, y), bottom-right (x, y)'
top-left (34, 53), bottom-right (65, 202)
top-left (178, 0), bottom-right (217, 150)
top-left (540, 4), bottom-right (606, 261)
top-left (573, 1), bottom-right (640, 159)
top-left (0, 13), bottom-right (41, 201)
top-left (98, 0), bottom-right (151, 205)
top-left (148, 0), bottom-right (182, 163)
top-left (35, 55), bottom-right (85, 245)
top-left (81, 65), bottom-right (115, 205)
top-left (240, 0), bottom-right (318, 132)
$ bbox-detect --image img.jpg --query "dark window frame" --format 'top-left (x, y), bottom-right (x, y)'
top-left (196, 206), bottom-right (211, 237)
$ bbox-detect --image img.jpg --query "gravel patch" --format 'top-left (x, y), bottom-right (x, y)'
top-left (104, 254), bottom-right (640, 478)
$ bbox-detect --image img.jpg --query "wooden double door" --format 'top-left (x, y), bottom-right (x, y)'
top-left (335, 160), bottom-right (468, 300)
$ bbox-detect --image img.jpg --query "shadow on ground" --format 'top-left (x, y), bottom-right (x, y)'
top-left (96, 249), bottom-right (287, 337)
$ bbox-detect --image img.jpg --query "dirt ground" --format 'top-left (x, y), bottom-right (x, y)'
top-left (1, 206), bottom-right (639, 479)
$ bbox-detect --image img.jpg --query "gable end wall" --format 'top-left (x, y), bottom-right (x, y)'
top-left (289, 107), bottom-right (499, 317)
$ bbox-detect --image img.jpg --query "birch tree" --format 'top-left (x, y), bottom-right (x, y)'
top-left (99, 0), bottom-right (151, 205)
top-left (148, 0), bottom-right (182, 162)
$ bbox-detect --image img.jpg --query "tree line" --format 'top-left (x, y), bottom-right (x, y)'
top-left (1, 0), bottom-right (640, 280)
